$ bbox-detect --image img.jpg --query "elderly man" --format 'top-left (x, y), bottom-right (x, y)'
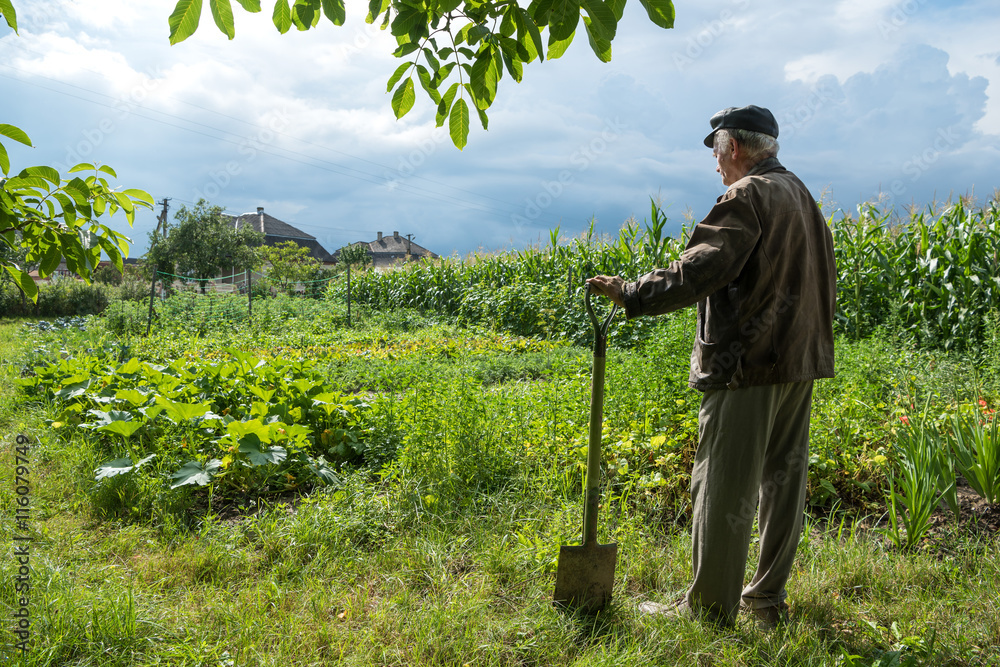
top-left (587, 105), bottom-right (836, 628)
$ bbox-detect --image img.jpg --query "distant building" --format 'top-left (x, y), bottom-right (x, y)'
top-left (337, 231), bottom-right (439, 268)
top-left (226, 206), bottom-right (334, 264)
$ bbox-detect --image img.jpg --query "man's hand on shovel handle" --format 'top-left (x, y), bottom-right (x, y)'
top-left (586, 276), bottom-right (626, 309)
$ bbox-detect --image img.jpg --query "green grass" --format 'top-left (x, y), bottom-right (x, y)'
top-left (2, 313), bottom-right (1000, 666)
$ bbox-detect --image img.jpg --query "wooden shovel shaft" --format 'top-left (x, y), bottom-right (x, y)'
top-left (584, 353), bottom-right (605, 546)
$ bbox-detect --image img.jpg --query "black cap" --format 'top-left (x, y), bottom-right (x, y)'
top-left (703, 105), bottom-right (779, 148)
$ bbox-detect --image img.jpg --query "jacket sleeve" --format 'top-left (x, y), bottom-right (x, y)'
top-left (621, 186), bottom-right (762, 318)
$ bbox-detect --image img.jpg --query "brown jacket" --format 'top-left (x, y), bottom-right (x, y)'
top-left (621, 157), bottom-right (836, 390)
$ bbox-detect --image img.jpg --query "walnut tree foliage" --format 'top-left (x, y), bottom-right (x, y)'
top-left (0, 2), bottom-right (155, 301)
top-left (167, 0), bottom-right (675, 149)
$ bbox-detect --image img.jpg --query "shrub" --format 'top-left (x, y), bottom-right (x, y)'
top-left (93, 264), bottom-right (125, 286)
top-left (32, 279), bottom-right (112, 317)
top-left (118, 274), bottom-right (151, 302)
top-left (0, 281), bottom-right (30, 316)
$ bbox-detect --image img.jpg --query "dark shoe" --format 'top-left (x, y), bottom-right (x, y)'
top-left (745, 602), bottom-right (789, 630)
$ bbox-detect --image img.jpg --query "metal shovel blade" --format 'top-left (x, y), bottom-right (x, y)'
top-left (553, 542), bottom-right (618, 612)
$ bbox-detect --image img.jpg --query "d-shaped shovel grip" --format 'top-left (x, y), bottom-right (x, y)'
top-left (585, 283), bottom-right (618, 359)
top-left (583, 284), bottom-right (618, 546)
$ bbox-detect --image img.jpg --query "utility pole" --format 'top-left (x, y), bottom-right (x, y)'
top-left (146, 197), bottom-right (170, 336)
top-left (405, 233), bottom-right (413, 260)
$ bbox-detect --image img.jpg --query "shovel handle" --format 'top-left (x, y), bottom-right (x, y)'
top-left (585, 283), bottom-right (618, 359)
top-left (583, 284), bottom-right (617, 546)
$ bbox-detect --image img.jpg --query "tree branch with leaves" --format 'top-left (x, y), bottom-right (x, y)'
top-left (167, 0), bottom-right (675, 149)
top-left (1, 4), bottom-right (155, 301)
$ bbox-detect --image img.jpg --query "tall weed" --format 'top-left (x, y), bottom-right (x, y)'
top-left (884, 399), bottom-right (958, 550)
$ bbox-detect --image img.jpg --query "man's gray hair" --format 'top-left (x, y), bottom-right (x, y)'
top-left (715, 128), bottom-right (779, 162)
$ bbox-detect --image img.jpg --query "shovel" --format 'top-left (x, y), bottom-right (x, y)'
top-left (554, 283), bottom-right (619, 613)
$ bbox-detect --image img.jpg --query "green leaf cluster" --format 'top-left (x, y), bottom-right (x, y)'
top-left (258, 240), bottom-right (325, 294)
top-left (1, 124), bottom-right (154, 301)
top-left (3, 9), bottom-right (154, 301)
top-left (21, 344), bottom-right (370, 501)
top-left (167, 0), bottom-right (675, 149)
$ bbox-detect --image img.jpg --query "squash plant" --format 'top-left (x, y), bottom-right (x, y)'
top-left (19, 344), bottom-right (370, 501)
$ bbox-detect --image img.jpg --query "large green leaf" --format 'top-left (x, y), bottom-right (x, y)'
top-left (386, 61), bottom-right (410, 93)
top-left (55, 378), bottom-right (91, 401)
top-left (291, 0), bottom-right (317, 29)
top-left (414, 64), bottom-right (441, 104)
top-left (122, 188), bottom-right (155, 207)
top-left (449, 97), bottom-right (470, 150)
top-left (0, 0), bottom-right (18, 32)
top-left (391, 78), bottom-right (416, 119)
top-left (227, 418), bottom-right (274, 443)
top-left (238, 436), bottom-right (288, 466)
top-left (63, 177), bottom-right (91, 205)
top-left (3, 266), bottom-right (37, 302)
top-left (583, 17), bottom-right (611, 62)
top-left (390, 7), bottom-right (423, 37)
top-left (97, 420), bottom-right (145, 438)
top-left (638, 0), bottom-right (674, 29)
top-left (38, 242), bottom-right (62, 278)
top-left (321, 0), bottom-right (345, 25)
top-left (235, 0), bottom-right (262, 10)
top-left (548, 0), bottom-right (580, 41)
top-left (169, 0), bottom-right (204, 44)
top-left (607, 0), bottom-right (626, 21)
top-left (436, 82), bottom-right (460, 128)
top-left (0, 142), bottom-right (9, 175)
top-left (116, 388), bottom-right (152, 407)
top-left (0, 123), bottom-right (31, 147)
top-left (21, 165), bottom-right (60, 186)
top-left (272, 0), bottom-right (292, 33)
top-left (157, 396), bottom-right (211, 422)
top-left (580, 0), bottom-right (616, 41)
top-left (170, 459), bottom-right (222, 488)
top-left (95, 454), bottom-right (156, 482)
top-left (210, 0), bottom-right (236, 39)
top-left (470, 48), bottom-right (500, 110)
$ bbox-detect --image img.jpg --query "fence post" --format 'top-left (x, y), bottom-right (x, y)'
top-left (346, 262), bottom-right (352, 328)
top-left (247, 268), bottom-right (253, 320)
top-left (145, 266), bottom-right (158, 336)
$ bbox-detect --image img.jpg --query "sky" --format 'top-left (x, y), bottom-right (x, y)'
top-left (2, 0), bottom-right (999, 261)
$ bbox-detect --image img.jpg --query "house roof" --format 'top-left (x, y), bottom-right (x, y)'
top-left (225, 207), bottom-right (334, 262)
top-left (366, 232), bottom-right (438, 259)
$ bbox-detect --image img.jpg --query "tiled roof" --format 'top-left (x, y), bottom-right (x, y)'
top-left (228, 210), bottom-right (315, 240)
top-left (367, 232), bottom-right (438, 258)
top-left (225, 208), bottom-right (334, 262)
top-left (332, 233), bottom-right (438, 264)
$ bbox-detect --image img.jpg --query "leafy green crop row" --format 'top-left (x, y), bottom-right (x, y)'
top-left (333, 197), bottom-right (1000, 352)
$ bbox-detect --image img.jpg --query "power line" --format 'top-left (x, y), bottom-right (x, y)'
top-left (0, 45), bottom-right (565, 224)
top-left (5, 38), bottom-right (530, 213)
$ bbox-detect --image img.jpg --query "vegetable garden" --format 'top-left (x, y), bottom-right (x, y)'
top-left (2, 197), bottom-right (1000, 665)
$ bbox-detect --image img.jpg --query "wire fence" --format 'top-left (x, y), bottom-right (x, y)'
top-left (146, 269), bottom-right (346, 334)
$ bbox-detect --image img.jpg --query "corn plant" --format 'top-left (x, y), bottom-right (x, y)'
top-left (948, 399), bottom-right (1000, 503)
top-left (332, 200), bottom-right (687, 345)
top-left (832, 197), bottom-right (1000, 350)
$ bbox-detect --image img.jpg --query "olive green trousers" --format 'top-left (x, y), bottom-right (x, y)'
top-left (685, 380), bottom-right (814, 624)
